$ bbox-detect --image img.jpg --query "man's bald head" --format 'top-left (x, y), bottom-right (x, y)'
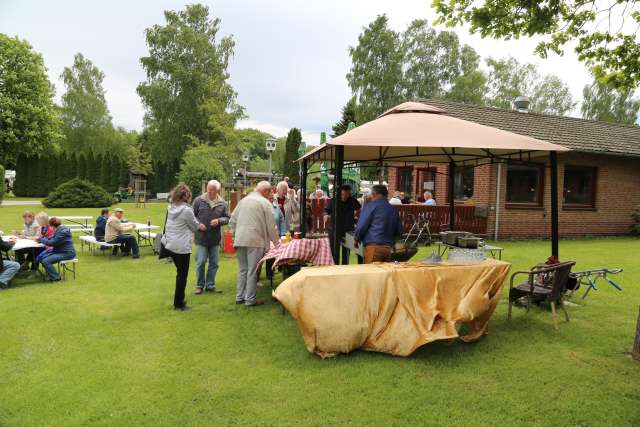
top-left (255, 181), bottom-right (272, 198)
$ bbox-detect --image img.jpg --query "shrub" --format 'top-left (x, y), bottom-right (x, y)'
top-left (632, 207), bottom-right (640, 235)
top-left (0, 164), bottom-right (5, 202)
top-left (42, 178), bottom-right (113, 208)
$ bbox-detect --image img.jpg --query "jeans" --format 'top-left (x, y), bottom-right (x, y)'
top-left (195, 244), bottom-right (219, 290)
top-left (109, 234), bottom-right (139, 257)
top-left (236, 247), bottom-right (264, 305)
top-left (0, 260), bottom-right (20, 286)
top-left (171, 252), bottom-right (191, 308)
top-left (41, 252), bottom-right (75, 281)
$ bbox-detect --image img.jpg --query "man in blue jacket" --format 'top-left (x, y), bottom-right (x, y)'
top-left (354, 185), bottom-right (403, 264)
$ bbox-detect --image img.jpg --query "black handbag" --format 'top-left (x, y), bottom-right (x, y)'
top-left (155, 211), bottom-right (172, 259)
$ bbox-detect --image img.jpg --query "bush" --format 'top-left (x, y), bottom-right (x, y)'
top-left (42, 178), bottom-right (113, 208)
top-left (0, 164), bottom-right (5, 202)
top-left (632, 207), bottom-right (640, 235)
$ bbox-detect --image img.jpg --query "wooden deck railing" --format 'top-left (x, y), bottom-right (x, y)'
top-left (306, 199), bottom-right (487, 236)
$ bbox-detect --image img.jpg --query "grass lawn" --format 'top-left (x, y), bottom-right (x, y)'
top-left (1, 202), bottom-right (639, 426)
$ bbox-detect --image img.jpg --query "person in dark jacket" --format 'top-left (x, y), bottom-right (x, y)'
top-left (354, 185), bottom-right (403, 264)
top-left (0, 235), bottom-right (20, 288)
top-left (36, 217), bottom-right (76, 282)
top-left (324, 184), bottom-right (361, 264)
top-left (94, 208), bottom-right (109, 241)
top-left (192, 180), bottom-right (230, 294)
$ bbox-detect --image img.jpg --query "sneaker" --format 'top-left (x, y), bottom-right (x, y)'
top-left (205, 287), bottom-right (222, 293)
top-left (0, 281), bottom-right (7, 289)
top-left (257, 281), bottom-right (265, 288)
top-left (195, 287), bottom-right (203, 295)
top-left (235, 300), bottom-right (245, 305)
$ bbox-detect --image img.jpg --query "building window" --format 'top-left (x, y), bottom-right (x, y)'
top-left (454, 166), bottom-right (474, 200)
top-left (397, 167), bottom-right (413, 196)
top-left (506, 164), bottom-right (544, 207)
top-left (564, 166), bottom-right (597, 209)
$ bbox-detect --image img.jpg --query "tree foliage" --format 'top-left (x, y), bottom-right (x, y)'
top-left (432, 0), bottom-right (640, 91)
top-left (0, 34), bottom-right (61, 166)
top-left (59, 53), bottom-right (115, 155)
top-left (137, 3), bottom-right (244, 165)
top-left (43, 178), bottom-right (112, 208)
top-left (332, 98), bottom-right (357, 137)
top-left (177, 144), bottom-right (225, 195)
top-left (581, 80), bottom-right (640, 124)
top-left (283, 128), bottom-right (302, 184)
top-left (485, 57), bottom-right (575, 115)
top-left (347, 15), bottom-right (404, 124)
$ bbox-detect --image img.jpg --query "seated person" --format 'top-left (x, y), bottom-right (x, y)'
top-left (94, 208), bottom-right (109, 242)
top-left (36, 217), bottom-right (76, 282)
top-left (0, 234), bottom-right (20, 288)
top-left (389, 191), bottom-right (403, 205)
top-left (423, 191), bottom-right (436, 206)
top-left (14, 211), bottom-right (40, 269)
top-left (105, 208), bottom-right (140, 259)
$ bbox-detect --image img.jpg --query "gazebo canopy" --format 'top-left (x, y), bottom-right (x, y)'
top-left (299, 102), bottom-right (569, 165)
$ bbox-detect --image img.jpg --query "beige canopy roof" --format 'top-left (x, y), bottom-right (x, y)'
top-left (300, 102), bottom-right (569, 164)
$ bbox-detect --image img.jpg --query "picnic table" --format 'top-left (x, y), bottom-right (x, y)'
top-left (127, 222), bottom-right (160, 248)
top-left (274, 259), bottom-right (511, 358)
top-left (58, 216), bottom-right (92, 228)
top-left (434, 241), bottom-right (504, 260)
top-left (0, 238), bottom-right (46, 281)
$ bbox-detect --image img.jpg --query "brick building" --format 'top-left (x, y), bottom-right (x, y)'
top-left (386, 99), bottom-right (640, 239)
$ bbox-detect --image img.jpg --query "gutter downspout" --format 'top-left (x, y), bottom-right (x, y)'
top-left (494, 163), bottom-right (501, 241)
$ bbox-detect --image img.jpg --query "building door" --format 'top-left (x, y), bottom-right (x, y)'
top-left (397, 167), bottom-right (413, 196)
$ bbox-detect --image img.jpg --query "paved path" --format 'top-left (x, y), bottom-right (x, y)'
top-left (1, 200), bottom-right (42, 206)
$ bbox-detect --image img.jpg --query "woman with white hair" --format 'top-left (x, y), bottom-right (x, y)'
top-left (275, 180), bottom-right (300, 232)
top-left (191, 179), bottom-right (230, 295)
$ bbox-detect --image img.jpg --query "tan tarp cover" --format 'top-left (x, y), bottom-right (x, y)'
top-left (299, 101), bottom-right (569, 163)
top-left (274, 259), bottom-right (511, 358)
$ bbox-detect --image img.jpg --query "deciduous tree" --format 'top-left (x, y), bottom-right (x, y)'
top-left (0, 34), bottom-right (61, 165)
top-left (582, 80), bottom-right (640, 124)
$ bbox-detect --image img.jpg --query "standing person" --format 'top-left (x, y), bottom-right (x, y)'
top-left (0, 234), bottom-right (19, 288)
top-left (229, 181), bottom-right (279, 307)
top-left (105, 208), bottom-right (140, 258)
top-left (423, 191), bottom-right (437, 206)
top-left (275, 181), bottom-right (300, 232)
top-left (192, 180), bottom-right (229, 295)
top-left (162, 184), bottom-right (206, 311)
top-left (94, 208), bottom-right (109, 242)
top-left (354, 185), bottom-right (403, 264)
top-left (36, 217), bottom-right (76, 282)
top-left (270, 192), bottom-right (287, 237)
top-left (324, 184), bottom-right (361, 263)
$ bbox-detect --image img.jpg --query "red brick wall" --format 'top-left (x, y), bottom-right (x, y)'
top-left (388, 152), bottom-right (640, 239)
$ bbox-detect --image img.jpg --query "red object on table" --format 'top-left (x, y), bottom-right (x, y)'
top-left (223, 231), bottom-right (235, 254)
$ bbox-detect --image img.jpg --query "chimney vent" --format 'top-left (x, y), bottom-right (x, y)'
top-left (513, 95), bottom-right (530, 113)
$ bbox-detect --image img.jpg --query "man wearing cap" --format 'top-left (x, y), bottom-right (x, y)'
top-left (192, 180), bottom-right (229, 294)
top-left (105, 208), bottom-right (140, 259)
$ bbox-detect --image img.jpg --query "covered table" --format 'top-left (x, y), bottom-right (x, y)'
top-left (274, 259), bottom-right (511, 358)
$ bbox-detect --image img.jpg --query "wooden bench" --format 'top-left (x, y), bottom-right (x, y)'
top-left (79, 235), bottom-right (121, 255)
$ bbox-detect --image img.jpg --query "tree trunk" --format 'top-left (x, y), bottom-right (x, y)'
top-left (633, 306), bottom-right (640, 362)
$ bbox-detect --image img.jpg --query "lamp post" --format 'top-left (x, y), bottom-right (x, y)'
top-left (242, 152), bottom-right (250, 191)
top-left (265, 137), bottom-right (276, 183)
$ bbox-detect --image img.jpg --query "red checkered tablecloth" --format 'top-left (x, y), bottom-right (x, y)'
top-left (260, 237), bottom-right (334, 269)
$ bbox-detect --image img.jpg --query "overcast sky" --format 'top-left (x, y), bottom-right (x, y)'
top-left (0, 0), bottom-right (594, 145)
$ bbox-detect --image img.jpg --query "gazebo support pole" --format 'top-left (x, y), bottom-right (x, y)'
top-left (550, 151), bottom-right (559, 258)
top-left (332, 146), bottom-right (345, 264)
top-left (300, 159), bottom-right (308, 238)
top-left (448, 161), bottom-right (455, 231)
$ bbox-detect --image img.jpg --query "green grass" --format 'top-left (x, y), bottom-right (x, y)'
top-left (1, 202), bottom-right (639, 426)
